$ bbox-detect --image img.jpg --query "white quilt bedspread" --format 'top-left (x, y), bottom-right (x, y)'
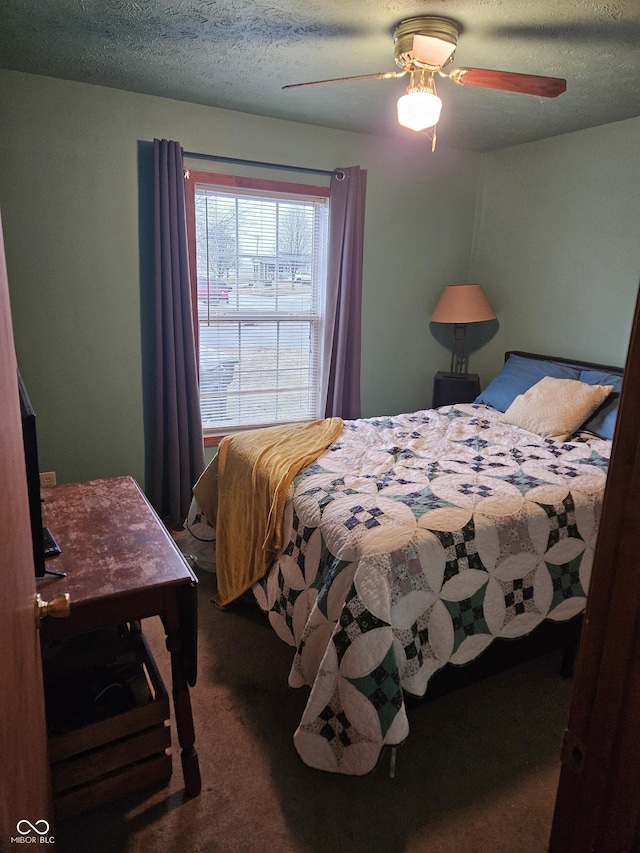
top-left (191, 403), bottom-right (611, 775)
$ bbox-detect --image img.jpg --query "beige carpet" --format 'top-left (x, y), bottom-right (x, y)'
top-left (55, 564), bottom-right (572, 853)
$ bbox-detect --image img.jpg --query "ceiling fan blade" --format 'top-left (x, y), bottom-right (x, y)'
top-left (449, 68), bottom-right (566, 98)
top-left (283, 70), bottom-right (406, 90)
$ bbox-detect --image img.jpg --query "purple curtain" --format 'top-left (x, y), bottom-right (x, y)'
top-left (323, 166), bottom-right (367, 419)
top-left (149, 139), bottom-right (205, 526)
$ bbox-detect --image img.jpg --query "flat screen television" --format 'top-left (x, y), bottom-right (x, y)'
top-left (17, 370), bottom-right (63, 577)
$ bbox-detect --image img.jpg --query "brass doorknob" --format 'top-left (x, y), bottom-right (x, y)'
top-left (35, 593), bottom-right (71, 627)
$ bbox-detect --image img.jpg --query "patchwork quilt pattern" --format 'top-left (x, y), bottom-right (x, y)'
top-left (248, 403), bottom-right (610, 775)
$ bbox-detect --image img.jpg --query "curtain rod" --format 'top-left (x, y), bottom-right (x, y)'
top-left (182, 150), bottom-right (340, 178)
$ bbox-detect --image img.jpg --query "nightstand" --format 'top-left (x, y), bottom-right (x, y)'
top-left (432, 371), bottom-right (480, 407)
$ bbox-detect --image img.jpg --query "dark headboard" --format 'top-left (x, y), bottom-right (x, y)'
top-left (505, 351), bottom-right (624, 377)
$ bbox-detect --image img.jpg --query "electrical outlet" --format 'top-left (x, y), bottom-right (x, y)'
top-left (39, 471), bottom-right (57, 487)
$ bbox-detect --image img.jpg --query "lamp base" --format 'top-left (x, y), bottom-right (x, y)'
top-left (432, 371), bottom-right (480, 407)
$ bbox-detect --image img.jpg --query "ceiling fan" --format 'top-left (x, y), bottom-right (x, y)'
top-left (283, 16), bottom-right (567, 149)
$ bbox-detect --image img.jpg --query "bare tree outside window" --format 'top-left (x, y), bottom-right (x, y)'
top-left (278, 206), bottom-right (313, 279)
top-left (194, 193), bottom-right (237, 280)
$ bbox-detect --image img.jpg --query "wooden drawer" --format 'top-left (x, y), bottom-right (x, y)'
top-left (45, 629), bottom-right (172, 820)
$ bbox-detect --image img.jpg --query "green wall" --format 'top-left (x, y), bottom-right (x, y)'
top-left (468, 116), bottom-right (640, 383)
top-left (0, 70), bottom-right (480, 487)
top-left (2, 70), bottom-right (638, 491)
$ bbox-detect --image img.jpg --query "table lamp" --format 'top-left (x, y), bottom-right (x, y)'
top-left (430, 283), bottom-right (496, 373)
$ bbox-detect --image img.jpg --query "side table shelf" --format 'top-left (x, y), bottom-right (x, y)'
top-left (44, 626), bottom-right (172, 820)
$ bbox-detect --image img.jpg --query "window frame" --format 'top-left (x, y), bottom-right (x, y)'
top-left (184, 170), bottom-right (330, 445)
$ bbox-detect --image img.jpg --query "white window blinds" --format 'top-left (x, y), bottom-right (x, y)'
top-left (189, 176), bottom-right (330, 436)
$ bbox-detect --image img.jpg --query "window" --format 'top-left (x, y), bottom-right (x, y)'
top-left (185, 172), bottom-right (330, 441)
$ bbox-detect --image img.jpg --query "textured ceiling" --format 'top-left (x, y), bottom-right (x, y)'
top-left (1, 0), bottom-right (640, 151)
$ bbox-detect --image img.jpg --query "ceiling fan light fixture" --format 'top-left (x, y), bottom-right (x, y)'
top-left (397, 89), bottom-right (442, 131)
top-left (283, 14), bottom-right (567, 143)
top-left (393, 17), bottom-right (459, 70)
top-left (397, 70), bottom-right (442, 131)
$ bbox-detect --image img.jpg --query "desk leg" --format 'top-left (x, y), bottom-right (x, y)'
top-left (162, 590), bottom-right (202, 797)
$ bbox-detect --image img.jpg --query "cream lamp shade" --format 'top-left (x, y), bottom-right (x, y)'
top-left (430, 283), bottom-right (496, 323)
top-left (430, 283), bottom-right (496, 372)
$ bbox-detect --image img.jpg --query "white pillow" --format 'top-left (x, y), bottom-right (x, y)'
top-left (499, 376), bottom-right (614, 441)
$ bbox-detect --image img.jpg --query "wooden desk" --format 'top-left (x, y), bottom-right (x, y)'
top-left (39, 476), bottom-right (201, 803)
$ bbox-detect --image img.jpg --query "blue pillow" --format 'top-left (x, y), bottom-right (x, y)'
top-left (475, 354), bottom-right (581, 412)
top-left (579, 369), bottom-right (623, 440)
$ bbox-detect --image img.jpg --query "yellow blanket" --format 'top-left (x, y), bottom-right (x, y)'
top-left (193, 417), bottom-right (343, 608)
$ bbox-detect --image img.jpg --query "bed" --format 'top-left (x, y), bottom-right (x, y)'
top-left (185, 351), bottom-right (624, 775)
